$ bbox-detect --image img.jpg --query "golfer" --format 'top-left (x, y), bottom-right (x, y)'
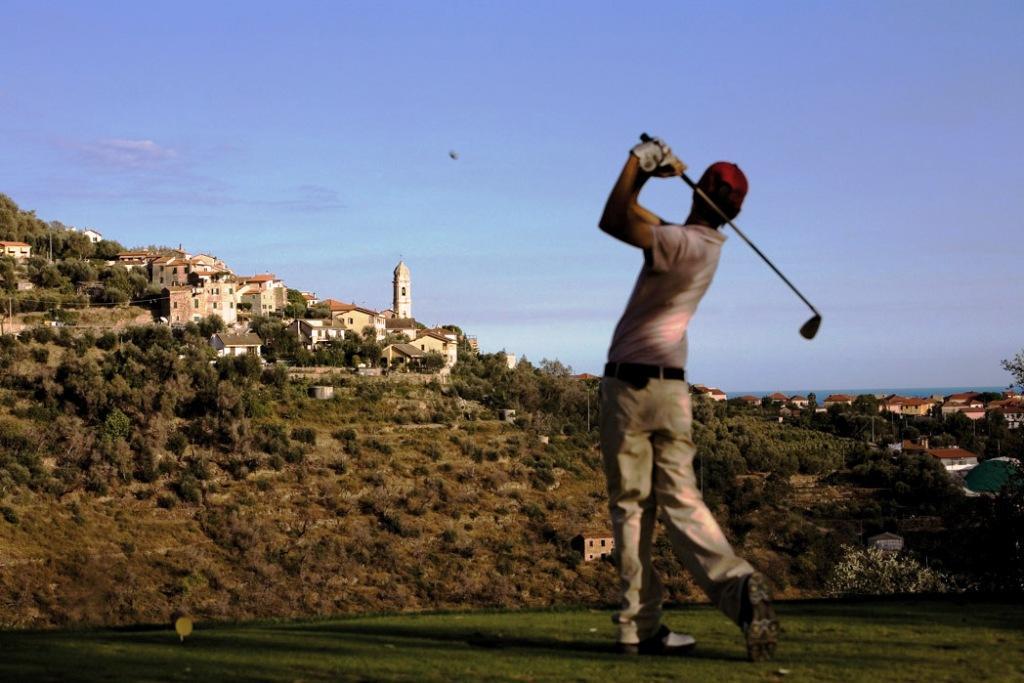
top-left (597, 136), bottom-right (779, 660)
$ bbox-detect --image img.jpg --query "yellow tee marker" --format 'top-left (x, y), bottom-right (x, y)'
top-left (175, 616), bottom-right (193, 642)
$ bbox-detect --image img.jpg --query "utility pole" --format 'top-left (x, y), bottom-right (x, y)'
top-left (586, 389), bottom-right (590, 432)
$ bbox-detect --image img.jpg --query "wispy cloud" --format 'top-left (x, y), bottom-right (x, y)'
top-left (35, 136), bottom-right (346, 214)
top-left (76, 138), bottom-right (179, 169)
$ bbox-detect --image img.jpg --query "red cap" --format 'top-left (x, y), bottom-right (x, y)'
top-left (698, 162), bottom-right (748, 215)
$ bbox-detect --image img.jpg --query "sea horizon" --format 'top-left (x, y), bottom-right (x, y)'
top-left (721, 385), bottom-right (1009, 399)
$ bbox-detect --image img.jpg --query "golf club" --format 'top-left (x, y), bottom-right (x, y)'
top-left (640, 133), bottom-right (822, 339)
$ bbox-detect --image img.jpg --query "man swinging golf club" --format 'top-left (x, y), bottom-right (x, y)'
top-left (598, 135), bottom-right (779, 661)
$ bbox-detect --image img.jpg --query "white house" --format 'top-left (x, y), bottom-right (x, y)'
top-left (926, 447), bottom-right (979, 473)
top-left (287, 318), bottom-right (344, 349)
top-left (210, 332), bottom-right (263, 358)
top-left (82, 229), bottom-right (103, 243)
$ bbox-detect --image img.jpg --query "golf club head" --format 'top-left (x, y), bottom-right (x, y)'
top-left (800, 315), bottom-right (822, 340)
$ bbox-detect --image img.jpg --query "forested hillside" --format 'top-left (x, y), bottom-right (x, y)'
top-left (2, 322), bottom-right (1020, 628)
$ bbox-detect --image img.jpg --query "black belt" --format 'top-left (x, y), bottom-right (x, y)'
top-left (604, 362), bottom-right (685, 386)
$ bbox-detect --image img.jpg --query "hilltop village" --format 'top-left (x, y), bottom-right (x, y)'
top-left (2, 209), bottom-right (482, 373)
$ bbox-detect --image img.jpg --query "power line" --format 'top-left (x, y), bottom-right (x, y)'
top-left (7, 294), bottom-right (169, 308)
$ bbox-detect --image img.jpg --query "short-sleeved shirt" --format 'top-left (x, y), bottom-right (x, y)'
top-left (606, 224), bottom-right (726, 369)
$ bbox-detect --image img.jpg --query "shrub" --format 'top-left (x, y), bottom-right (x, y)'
top-left (165, 432), bottom-right (188, 457)
top-left (825, 545), bottom-right (947, 596)
top-left (291, 427), bottom-right (316, 445)
top-left (0, 505), bottom-right (18, 524)
top-left (156, 493), bottom-right (177, 509)
top-left (365, 438), bottom-right (393, 455)
top-left (175, 474), bottom-right (203, 504)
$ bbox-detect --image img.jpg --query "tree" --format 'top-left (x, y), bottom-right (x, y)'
top-left (284, 288), bottom-right (307, 319)
top-left (0, 256), bottom-right (15, 292)
top-left (1002, 350), bottom-right (1024, 392)
top-left (422, 351), bottom-right (446, 373)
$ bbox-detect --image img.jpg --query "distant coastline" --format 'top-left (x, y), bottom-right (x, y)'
top-left (723, 386), bottom-right (1008, 399)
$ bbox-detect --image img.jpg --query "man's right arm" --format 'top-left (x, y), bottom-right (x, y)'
top-left (599, 141), bottom-right (686, 250)
top-left (598, 155), bottom-right (661, 250)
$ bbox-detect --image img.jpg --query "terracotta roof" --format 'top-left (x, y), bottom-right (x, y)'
top-left (385, 317), bottom-right (418, 329)
top-left (925, 447), bottom-right (978, 460)
top-left (768, 392), bottom-right (788, 401)
top-left (573, 373), bottom-right (601, 380)
top-left (0, 241), bottom-right (30, 247)
top-left (738, 395), bottom-right (760, 403)
top-left (824, 394), bottom-right (853, 402)
top-left (243, 274), bottom-right (278, 282)
top-left (322, 299), bottom-right (356, 312)
top-left (789, 395), bottom-right (807, 401)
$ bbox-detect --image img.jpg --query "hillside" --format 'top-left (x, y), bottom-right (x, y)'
top-left (1, 323), bottom-right (1021, 628)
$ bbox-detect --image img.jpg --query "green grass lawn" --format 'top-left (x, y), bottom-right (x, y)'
top-left (1, 599), bottom-right (1021, 682)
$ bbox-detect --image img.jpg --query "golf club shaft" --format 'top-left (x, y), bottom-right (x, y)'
top-left (680, 174), bottom-right (820, 317)
top-left (639, 132), bottom-right (819, 317)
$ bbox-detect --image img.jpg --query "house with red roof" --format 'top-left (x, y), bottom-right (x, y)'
top-left (925, 447), bottom-right (979, 472)
top-left (0, 241), bottom-right (31, 260)
top-left (321, 299), bottom-right (386, 340)
top-left (823, 394), bottom-right (854, 408)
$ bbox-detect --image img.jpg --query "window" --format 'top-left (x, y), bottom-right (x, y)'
top-left (193, 299), bottom-right (199, 308)
top-left (401, 287), bottom-right (406, 296)
top-left (172, 302), bottom-right (178, 309)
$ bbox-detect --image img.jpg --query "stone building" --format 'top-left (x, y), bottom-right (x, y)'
top-left (237, 274), bottom-right (287, 314)
top-left (161, 270), bottom-right (239, 325)
top-left (572, 531), bottom-right (615, 562)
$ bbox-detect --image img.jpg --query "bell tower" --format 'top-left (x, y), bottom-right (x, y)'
top-left (393, 260), bottom-right (412, 319)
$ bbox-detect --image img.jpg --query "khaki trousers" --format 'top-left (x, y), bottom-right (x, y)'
top-left (599, 376), bottom-right (753, 643)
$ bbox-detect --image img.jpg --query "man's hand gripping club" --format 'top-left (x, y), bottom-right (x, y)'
top-left (599, 135), bottom-right (687, 249)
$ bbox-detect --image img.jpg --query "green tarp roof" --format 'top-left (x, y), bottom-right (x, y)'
top-left (964, 459), bottom-right (1022, 493)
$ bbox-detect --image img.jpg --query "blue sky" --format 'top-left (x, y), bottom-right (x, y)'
top-left (2, 1), bottom-right (1022, 390)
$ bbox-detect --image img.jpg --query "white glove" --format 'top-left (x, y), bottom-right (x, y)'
top-left (630, 136), bottom-right (687, 174)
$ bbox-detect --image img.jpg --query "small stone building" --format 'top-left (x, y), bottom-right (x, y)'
top-left (867, 532), bottom-right (904, 553)
top-left (572, 531), bottom-right (615, 562)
